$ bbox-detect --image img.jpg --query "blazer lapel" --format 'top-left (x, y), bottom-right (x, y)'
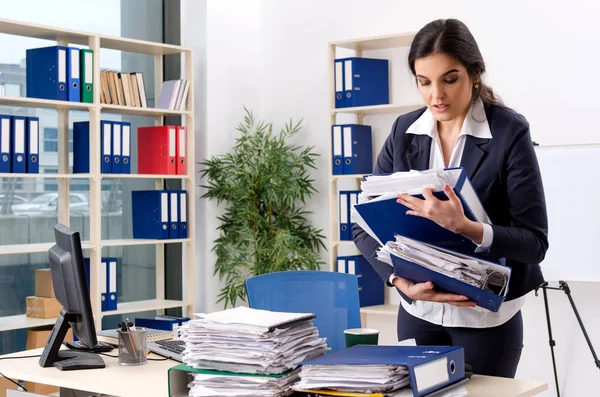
top-left (406, 135), bottom-right (432, 171)
top-left (461, 135), bottom-right (491, 179)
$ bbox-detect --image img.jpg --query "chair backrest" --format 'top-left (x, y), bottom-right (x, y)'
top-left (245, 270), bottom-right (361, 352)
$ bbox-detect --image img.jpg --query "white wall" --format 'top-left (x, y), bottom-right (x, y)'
top-left (183, 1), bottom-right (600, 395)
top-left (182, 0), bottom-right (262, 314)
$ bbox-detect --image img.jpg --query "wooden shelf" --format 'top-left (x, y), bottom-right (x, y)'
top-left (100, 174), bottom-right (191, 180)
top-left (100, 104), bottom-right (190, 117)
top-left (0, 17), bottom-right (188, 56)
top-left (332, 103), bottom-right (423, 116)
top-left (332, 174), bottom-right (368, 181)
top-left (98, 36), bottom-right (190, 56)
top-left (330, 32), bottom-right (416, 51)
top-left (332, 240), bottom-right (356, 247)
top-left (0, 241), bottom-right (93, 255)
top-left (0, 314), bottom-right (57, 332)
top-left (0, 300), bottom-right (188, 332)
top-left (103, 299), bottom-right (188, 316)
top-left (0, 173), bottom-right (91, 179)
top-left (360, 304), bottom-right (398, 316)
top-left (0, 95), bottom-right (93, 111)
top-left (100, 238), bottom-right (191, 248)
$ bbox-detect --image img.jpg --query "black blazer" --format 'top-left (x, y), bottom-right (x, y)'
top-left (352, 103), bottom-right (548, 302)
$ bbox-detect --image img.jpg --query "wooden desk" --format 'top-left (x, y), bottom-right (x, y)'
top-left (0, 348), bottom-right (547, 397)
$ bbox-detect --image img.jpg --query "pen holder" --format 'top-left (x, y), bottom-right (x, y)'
top-left (117, 327), bottom-right (147, 366)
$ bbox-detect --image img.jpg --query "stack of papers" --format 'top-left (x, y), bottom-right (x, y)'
top-left (187, 369), bottom-right (300, 397)
top-left (179, 307), bottom-right (327, 397)
top-left (294, 364), bottom-right (410, 393)
top-left (377, 236), bottom-right (505, 292)
top-left (357, 169), bottom-right (451, 204)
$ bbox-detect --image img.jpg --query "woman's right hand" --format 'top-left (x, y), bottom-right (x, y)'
top-left (392, 276), bottom-right (477, 307)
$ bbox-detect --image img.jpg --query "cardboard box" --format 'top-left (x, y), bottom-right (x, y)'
top-left (25, 296), bottom-right (61, 319)
top-left (0, 377), bottom-right (18, 397)
top-left (34, 269), bottom-right (55, 298)
top-left (26, 325), bottom-right (73, 351)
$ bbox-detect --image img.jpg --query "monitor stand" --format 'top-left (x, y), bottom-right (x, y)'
top-left (39, 310), bottom-right (105, 370)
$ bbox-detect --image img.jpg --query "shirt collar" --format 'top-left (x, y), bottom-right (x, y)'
top-left (406, 98), bottom-right (492, 140)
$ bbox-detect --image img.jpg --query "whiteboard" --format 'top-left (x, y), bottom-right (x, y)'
top-left (535, 145), bottom-right (600, 282)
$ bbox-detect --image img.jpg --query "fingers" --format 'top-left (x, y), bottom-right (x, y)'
top-left (397, 194), bottom-right (423, 210)
top-left (417, 281), bottom-right (435, 291)
top-left (447, 301), bottom-right (478, 307)
top-left (444, 184), bottom-right (460, 202)
top-left (406, 210), bottom-right (424, 218)
top-left (430, 292), bottom-right (470, 302)
top-left (422, 188), bottom-right (435, 200)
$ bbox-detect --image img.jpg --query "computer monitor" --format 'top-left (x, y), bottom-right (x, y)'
top-left (39, 223), bottom-right (110, 370)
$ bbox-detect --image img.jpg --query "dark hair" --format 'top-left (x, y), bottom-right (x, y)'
top-left (408, 19), bottom-right (503, 107)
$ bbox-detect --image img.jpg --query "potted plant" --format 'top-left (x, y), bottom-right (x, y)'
top-left (200, 109), bottom-right (326, 307)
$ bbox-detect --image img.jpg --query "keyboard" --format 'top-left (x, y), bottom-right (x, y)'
top-left (156, 339), bottom-right (185, 354)
top-left (147, 339), bottom-right (185, 362)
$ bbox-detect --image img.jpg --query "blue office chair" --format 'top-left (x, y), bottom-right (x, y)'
top-left (245, 270), bottom-right (361, 352)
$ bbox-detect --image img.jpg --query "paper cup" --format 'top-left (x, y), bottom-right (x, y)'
top-left (344, 328), bottom-right (380, 348)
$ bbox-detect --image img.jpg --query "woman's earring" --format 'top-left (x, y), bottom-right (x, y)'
top-left (474, 83), bottom-right (480, 89)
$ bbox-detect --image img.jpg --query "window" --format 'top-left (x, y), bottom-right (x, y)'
top-left (43, 168), bottom-right (57, 191)
top-left (43, 127), bottom-right (73, 153)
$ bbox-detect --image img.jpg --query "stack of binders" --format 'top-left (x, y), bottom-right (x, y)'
top-left (331, 124), bottom-right (373, 175)
top-left (26, 46), bottom-right (94, 103)
top-left (293, 345), bottom-right (466, 397)
top-left (338, 190), bottom-right (360, 240)
top-left (337, 255), bottom-right (384, 307)
top-left (353, 168), bottom-right (512, 312)
top-left (131, 190), bottom-right (188, 240)
top-left (73, 120), bottom-right (131, 174)
top-left (334, 57), bottom-right (389, 108)
top-left (137, 125), bottom-right (186, 175)
top-left (0, 114), bottom-right (39, 174)
top-left (83, 257), bottom-right (118, 312)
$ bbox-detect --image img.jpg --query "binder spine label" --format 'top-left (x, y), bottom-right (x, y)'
top-left (414, 357), bottom-right (449, 393)
top-left (58, 49), bottom-right (66, 83)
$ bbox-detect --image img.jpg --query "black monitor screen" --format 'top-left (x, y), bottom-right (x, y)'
top-left (48, 223), bottom-right (97, 347)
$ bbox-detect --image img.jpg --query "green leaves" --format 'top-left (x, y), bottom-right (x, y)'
top-left (199, 108), bottom-right (326, 308)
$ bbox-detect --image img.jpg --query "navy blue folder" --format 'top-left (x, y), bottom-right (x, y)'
top-left (338, 57), bottom-right (389, 108)
top-left (340, 124), bottom-right (372, 175)
top-left (338, 255), bottom-right (384, 307)
top-left (297, 345), bottom-right (465, 397)
top-left (73, 121), bottom-right (113, 174)
top-left (132, 190), bottom-right (170, 239)
top-left (26, 46), bottom-right (68, 101)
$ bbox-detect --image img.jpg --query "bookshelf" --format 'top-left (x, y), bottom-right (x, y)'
top-left (0, 18), bottom-right (195, 331)
top-left (327, 32), bottom-right (421, 318)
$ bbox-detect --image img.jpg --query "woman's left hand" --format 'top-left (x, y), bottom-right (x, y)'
top-left (397, 184), bottom-right (470, 235)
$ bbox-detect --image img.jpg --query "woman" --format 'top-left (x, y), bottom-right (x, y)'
top-left (353, 18), bottom-right (548, 378)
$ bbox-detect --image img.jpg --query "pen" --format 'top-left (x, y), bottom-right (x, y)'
top-left (124, 317), bottom-right (138, 359)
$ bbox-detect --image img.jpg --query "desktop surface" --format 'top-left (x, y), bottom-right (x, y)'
top-left (0, 347), bottom-right (176, 397)
top-left (0, 347), bottom-right (547, 397)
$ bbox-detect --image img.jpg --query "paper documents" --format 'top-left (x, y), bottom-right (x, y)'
top-left (378, 236), bottom-right (507, 295)
top-left (187, 369), bottom-right (301, 397)
top-left (353, 169), bottom-right (491, 247)
top-left (179, 306), bottom-right (327, 375)
top-left (294, 364), bottom-right (410, 393)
